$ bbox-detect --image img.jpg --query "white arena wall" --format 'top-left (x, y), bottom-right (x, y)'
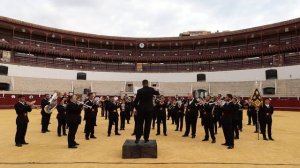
top-left (0, 63), bottom-right (300, 97)
top-left (1, 63), bottom-right (300, 82)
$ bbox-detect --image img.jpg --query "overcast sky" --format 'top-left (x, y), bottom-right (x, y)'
top-left (0, 0), bottom-right (299, 37)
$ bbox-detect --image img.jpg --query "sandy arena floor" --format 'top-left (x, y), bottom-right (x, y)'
top-left (0, 109), bottom-right (299, 168)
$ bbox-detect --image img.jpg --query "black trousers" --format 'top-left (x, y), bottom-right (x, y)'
top-left (233, 119), bottom-right (239, 138)
top-left (125, 110), bottom-right (131, 123)
top-left (171, 110), bottom-right (176, 124)
top-left (157, 114), bottom-right (167, 134)
top-left (184, 113), bottom-right (198, 136)
top-left (108, 113), bottom-right (119, 135)
top-left (67, 122), bottom-right (79, 147)
top-left (120, 111), bottom-right (126, 129)
top-left (132, 115), bottom-right (138, 135)
top-left (101, 107), bottom-right (105, 117)
top-left (104, 108), bottom-right (109, 120)
top-left (41, 112), bottom-right (51, 131)
top-left (136, 110), bottom-right (153, 141)
top-left (203, 117), bottom-right (215, 140)
top-left (247, 110), bottom-right (253, 124)
top-left (85, 117), bottom-right (95, 137)
top-left (176, 112), bottom-right (184, 131)
top-left (152, 112), bottom-right (157, 129)
top-left (222, 118), bottom-right (234, 146)
top-left (238, 110), bottom-right (243, 130)
top-left (57, 118), bottom-right (66, 136)
top-left (15, 118), bottom-right (28, 144)
top-left (261, 117), bottom-right (272, 138)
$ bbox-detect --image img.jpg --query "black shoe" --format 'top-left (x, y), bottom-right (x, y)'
top-left (175, 129), bottom-right (178, 131)
top-left (192, 135), bottom-right (196, 139)
top-left (75, 142), bottom-right (80, 146)
top-left (58, 134), bottom-right (61, 137)
top-left (46, 130), bottom-right (50, 132)
top-left (235, 136), bottom-right (239, 139)
top-left (85, 136), bottom-right (89, 140)
top-left (227, 146), bottom-right (234, 149)
top-left (22, 142), bottom-right (29, 145)
top-left (164, 133), bottom-right (167, 136)
top-left (211, 139), bottom-right (216, 143)
top-left (144, 140), bottom-right (149, 143)
top-left (269, 137), bottom-right (274, 141)
top-left (156, 133), bottom-right (160, 136)
top-left (180, 129), bottom-right (182, 132)
top-left (131, 133), bottom-right (135, 136)
top-left (182, 134), bottom-right (188, 137)
top-left (202, 138), bottom-right (209, 141)
top-left (263, 137), bottom-right (268, 140)
top-left (247, 123), bottom-right (251, 125)
top-left (68, 146), bottom-right (77, 149)
top-left (135, 139), bottom-right (139, 144)
top-left (254, 131), bottom-right (258, 133)
top-left (115, 133), bottom-right (121, 135)
top-left (41, 131), bottom-right (46, 133)
top-left (215, 132), bottom-right (218, 135)
top-left (63, 133), bottom-right (67, 136)
top-left (16, 144), bottom-right (22, 147)
top-left (90, 136), bottom-right (97, 139)
top-left (222, 143), bottom-right (229, 146)
top-left (108, 134), bottom-right (111, 137)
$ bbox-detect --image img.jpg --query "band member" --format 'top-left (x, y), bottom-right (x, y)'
top-left (120, 99), bottom-right (126, 130)
top-left (213, 99), bottom-right (222, 134)
top-left (175, 98), bottom-right (184, 132)
top-left (56, 97), bottom-right (67, 137)
top-left (221, 94), bottom-right (235, 149)
top-left (152, 97), bottom-right (159, 129)
top-left (182, 94), bottom-right (199, 138)
top-left (232, 98), bottom-right (240, 139)
top-left (246, 99), bottom-right (255, 125)
top-left (259, 99), bottom-right (274, 141)
top-left (84, 93), bottom-right (97, 140)
top-left (100, 96), bottom-right (105, 117)
top-left (66, 95), bottom-right (82, 149)
top-left (169, 99), bottom-right (177, 125)
top-left (125, 97), bottom-right (133, 124)
top-left (237, 97), bottom-right (244, 131)
top-left (104, 96), bottom-right (110, 120)
top-left (41, 94), bottom-right (50, 133)
top-left (106, 96), bottom-right (121, 136)
top-left (202, 96), bottom-right (216, 143)
top-left (156, 95), bottom-right (167, 136)
top-left (133, 79), bottom-right (160, 143)
top-left (14, 95), bottom-right (33, 147)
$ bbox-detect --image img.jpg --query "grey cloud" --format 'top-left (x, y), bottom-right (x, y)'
top-left (0, 0), bottom-right (299, 37)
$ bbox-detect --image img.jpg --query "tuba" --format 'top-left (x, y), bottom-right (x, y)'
top-left (44, 91), bottom-right (61, 114)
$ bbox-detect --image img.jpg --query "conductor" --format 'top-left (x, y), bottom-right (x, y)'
top-left (133, 80), bottom-right (159, 143)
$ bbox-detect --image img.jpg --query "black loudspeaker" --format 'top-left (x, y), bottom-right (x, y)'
top-left (266, 69), bottom-right (277, 80)
top-left (0, 83), bottom-right (9, 91)
top-left (84, 88), bottom-right (91, 94)
top-left (77, 72), bottom-right (86, 80)
top-left (197, 74), bottom-right (206, 82)
top-left (0, 65), bottom-right (8, 75)
top-left (263, 87), bottom-right (275, 95)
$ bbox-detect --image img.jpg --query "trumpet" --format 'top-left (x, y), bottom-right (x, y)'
top-left (77, 101), bottom-right (92, 109)
top-left (26, 100), bottom-right (39, 109)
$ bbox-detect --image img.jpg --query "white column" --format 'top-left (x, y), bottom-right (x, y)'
top-left (10, 76), bottom-right (14, 91)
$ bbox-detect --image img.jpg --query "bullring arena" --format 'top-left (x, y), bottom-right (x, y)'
top-left (0, 1), bottom-right (300, 167)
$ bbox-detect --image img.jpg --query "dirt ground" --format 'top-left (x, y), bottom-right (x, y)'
top-left (0, 109), bottom-right (299, 168)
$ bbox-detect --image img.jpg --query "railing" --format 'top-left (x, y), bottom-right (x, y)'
top-left (5, 52), bottom-right (300, 72)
